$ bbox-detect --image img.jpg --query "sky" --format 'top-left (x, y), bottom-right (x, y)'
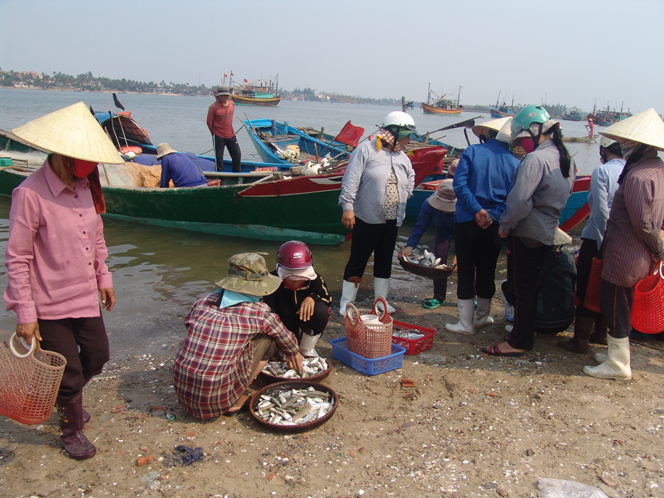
top-left (1, 0), bottom-right (664, 113)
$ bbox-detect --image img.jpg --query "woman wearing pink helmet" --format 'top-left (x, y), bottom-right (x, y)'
top-left (263, 241), bottom-right (332, 357)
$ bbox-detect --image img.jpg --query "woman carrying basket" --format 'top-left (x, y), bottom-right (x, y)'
top-left (4, 102), bottom-right (123, 459)
top-left (583, 108), bottom-right (664, 381)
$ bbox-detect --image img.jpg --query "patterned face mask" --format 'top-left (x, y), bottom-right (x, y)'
top-left (375, 128), bottom-right (395, 151)
top-left (620, 140), bottom-right (639, 159)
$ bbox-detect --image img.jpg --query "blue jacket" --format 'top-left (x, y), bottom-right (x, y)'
top-left (453, 139), bottom-right (519, 223)
top-left (406, 196), bottom-right (455, 247)
top-left (160, 153), bottom-right (207, 188)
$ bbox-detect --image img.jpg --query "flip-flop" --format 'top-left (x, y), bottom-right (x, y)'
top-left (223, 394), bottom-right (251, 417)
top-left (423, 298), bottom-right (443, 309)
top-left (482, 345), bottom-right (525, 357)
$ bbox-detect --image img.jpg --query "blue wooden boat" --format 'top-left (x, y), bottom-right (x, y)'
top-left (244, 119), bottom-right (355, 165)
top-left (94, 111), bottom-right (286, 173)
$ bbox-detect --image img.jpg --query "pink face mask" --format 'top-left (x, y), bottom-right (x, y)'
top-left (520, 137), bottom-right (536, 154)
top-left (73, 159), bottom-right (98, 178)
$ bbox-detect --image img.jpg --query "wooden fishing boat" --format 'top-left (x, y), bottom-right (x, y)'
top-left (95, 111), bottom-right (290, 172)
top-left (422, 84), bottom-right (463, 115)
top-left (0, 161), bottom-right (351, 245)
top-left (244, 119), bottom-right (357, 165)
top-left (562, 135), bottom-right (598, 143)
top-left (231, 76), bottom-right (281, 106)
top-left (562, 110), bottom-right (583, 121)
top-left (490, 106), bottom-right (517, 118)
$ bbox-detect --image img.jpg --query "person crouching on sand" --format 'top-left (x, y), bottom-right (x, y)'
top-left (173, 253), bottom-right (303, 417)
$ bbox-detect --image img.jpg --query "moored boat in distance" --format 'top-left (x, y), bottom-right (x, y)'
top-left (562, 109), bottom-right (583, 121)
top-left (231, 75), bottom-right (281, 106)
top-left (421, 84), bottom-right (463, 115)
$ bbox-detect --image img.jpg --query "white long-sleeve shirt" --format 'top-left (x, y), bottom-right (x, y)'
top-left (580, 157), bottom-right (624, 248)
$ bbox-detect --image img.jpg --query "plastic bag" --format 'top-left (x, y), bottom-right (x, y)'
top-left (537, 478), bottom-right (609, 498)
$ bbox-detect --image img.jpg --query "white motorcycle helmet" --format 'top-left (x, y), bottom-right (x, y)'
top-left (382, 111), bottom-right (418, 139)
top-left (600, 136), bottom-right (617, 148)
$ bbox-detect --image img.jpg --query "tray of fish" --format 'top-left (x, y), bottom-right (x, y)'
top-left (260, 357), bottom-right (331, 382)
top-left (399, 250), bottom-right (454, 279)
top-left (391, 320), bottom-right (437, 355)
top-left (249, 381), bottom-right (338, 432)
top-left (392, 328), bottom-right (426, 340)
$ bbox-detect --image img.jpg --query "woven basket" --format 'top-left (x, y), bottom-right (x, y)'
top-left (0, 331), bottom-right (66, 425)
top-left (345, 297), bottom-right (393, 359)
top-left (398, 256), bottom-right (454, 280)
top-left (583, 257), bottom-right (603, 313)
top-left (631, 261), bottom-right (664, 334)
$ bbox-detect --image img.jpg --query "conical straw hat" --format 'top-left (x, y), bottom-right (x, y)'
top-left (600, 108), bottom-right (664, 151)
top-left (472, 117), bottom-right (511, 139)
top-left (11, 102), bottom-right (124, 164)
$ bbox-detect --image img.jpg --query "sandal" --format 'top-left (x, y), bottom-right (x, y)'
top-left (423, 298), bottom-right (443, 309)
top-left (224, 394), bottom-right (251, 417)
top-left (482, 344), bottom-right (525, 357)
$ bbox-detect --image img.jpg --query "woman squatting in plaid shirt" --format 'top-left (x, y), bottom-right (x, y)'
top-left (173, 253), bottom-right (303, 417)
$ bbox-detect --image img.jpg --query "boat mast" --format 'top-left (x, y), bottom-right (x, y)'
top-left (495, 90), bottom-right (501, 109)
top-left (457, 85), bottom-right (462, 107)
top-left (427, 82), bottom-right (431, 105)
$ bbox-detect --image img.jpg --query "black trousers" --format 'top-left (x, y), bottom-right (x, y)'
top-left (504, 236), bottom-right (553, 351)
top-left (454, 221), bottom-right (502, 300)
top-left (599, 280), bottom-right (633, 339)
top-left (275, 300), bottom-right (330, 341)
top-left (214, 135), bottom-right (241, 172)
top-left (38, 315), bottom-right (109, 401)
top-left (575, 237), bottom-right (602, 318)
top-left (343, 218), bottom-right (398, 280)
top-left (432, 233), bottom-right (452, 302)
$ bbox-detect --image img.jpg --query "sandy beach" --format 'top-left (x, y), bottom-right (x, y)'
top-left (1, 282), bottom-right (663, 498)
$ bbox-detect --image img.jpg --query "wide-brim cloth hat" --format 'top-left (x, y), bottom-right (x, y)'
top-left (11, 101), bottom-right (124, 164)
top-left (215, 85), bottom-right (232, 97)
top-left (215, 253), bottom-right (282, 297)
top-left (600, 108), bottom-right (664, 151)
top-left (428, 179), bottom-right (457, 213)
top-left (472, 117), bottom-right (511, 139)
top-left (553, 227), bottom-right (573, 246)
top-left (156, 142), bottom-right (177, 159)
top-left (514, 119), bottom-right (560, 141)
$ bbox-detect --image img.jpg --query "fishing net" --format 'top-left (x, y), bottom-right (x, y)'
top-left (0, 330), bottom-right (66, 425)
top-left (344, 297), bottom-right (393, 359)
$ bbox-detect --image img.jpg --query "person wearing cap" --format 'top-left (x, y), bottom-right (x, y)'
top-left (156, 142), bottom-right (207, 188)
top-left (263, 241), bottom-right (332, 357)
top-left (445, 118), bottom-right (519, 335)
top-left (339, 111), bottom-right (417, 315)
top-left (173, 253), bottom-right (303, 418)
top-left (484, 105), bottom-right (576, 356)
top-left (558, 138), bottom-right (624, 354)
top-left (582, 109), bottom-right (664, 381)
top-left (207, 85), bottom-right (241, 172)
top-left (4, 102), bottom-right (123, 460)
top-left (399, 179), bottom-right (456, 309)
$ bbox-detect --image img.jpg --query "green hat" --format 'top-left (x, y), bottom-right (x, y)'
top-left (215, 253), bottom-right (281, 297)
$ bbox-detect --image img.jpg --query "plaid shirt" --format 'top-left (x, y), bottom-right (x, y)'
top-left (173, 292), bottom-right (299, 418)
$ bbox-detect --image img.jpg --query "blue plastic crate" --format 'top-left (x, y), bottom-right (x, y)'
top-left (330, 338), bottom-right (405, 376)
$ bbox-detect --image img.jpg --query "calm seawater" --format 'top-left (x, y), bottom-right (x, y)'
top-left (0, 88), bottom-right (600, 351)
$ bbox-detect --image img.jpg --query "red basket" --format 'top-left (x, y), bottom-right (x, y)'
top-left (584, 257), bottom-right (603, 313)
top-left (345, 297), bottom-right (393, 359)
top-left (391, 320), bottom-right (436, 355)
top-left (631, 261), bottom-right (664, 334)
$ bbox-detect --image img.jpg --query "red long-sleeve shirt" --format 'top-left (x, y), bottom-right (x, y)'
top-left (206, 100), bottom-right (235, 139)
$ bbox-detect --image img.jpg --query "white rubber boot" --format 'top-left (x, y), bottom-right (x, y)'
top-left (374, 277), bottom-right (396, 313)
top-left (474, 297), bottom-right (495, 328)
top-left (445, 299), bottom-right (476, 335)
top-left (583, 336), bottom-right (632, 381)
top-left (339, 280), bottom-right (359, 315)
top-left (594, 352), bottom-right (607, 363)
top-left (299, 333), bottom-right (322, 358)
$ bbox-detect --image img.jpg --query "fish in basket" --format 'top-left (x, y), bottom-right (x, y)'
top-left (399, 250), bottom-right (454, 280)
top-left (260, 357), bottom-right (331, 382)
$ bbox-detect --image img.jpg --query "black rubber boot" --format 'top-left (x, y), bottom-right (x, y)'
top-left (57, 393), bottom-right (96, 460)
top-left (589, 315), bottom-right (608, 345)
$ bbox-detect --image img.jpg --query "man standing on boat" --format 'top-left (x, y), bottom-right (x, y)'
top-left (207, 85), bottom-right (241, 172)
top-left (586, 118), bottom-right (595, 139)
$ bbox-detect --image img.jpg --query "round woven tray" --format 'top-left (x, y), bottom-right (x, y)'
top-left (398, 256), bottom-right (454, 280)
top-left (259, 362), bottom-right (332, 383)
top-left (249, 380), bottom-right (338, 433)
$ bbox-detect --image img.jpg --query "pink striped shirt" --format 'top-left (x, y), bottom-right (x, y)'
top-left (4, 159), bottom-right (113, 324)
top-left (602, 152), bottom-right (664, 287)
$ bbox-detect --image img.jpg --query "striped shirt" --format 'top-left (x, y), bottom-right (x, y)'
top-left (602, 152), bottom-right (664, 287)
top-left (173, 293), bottom-right (299, 418)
